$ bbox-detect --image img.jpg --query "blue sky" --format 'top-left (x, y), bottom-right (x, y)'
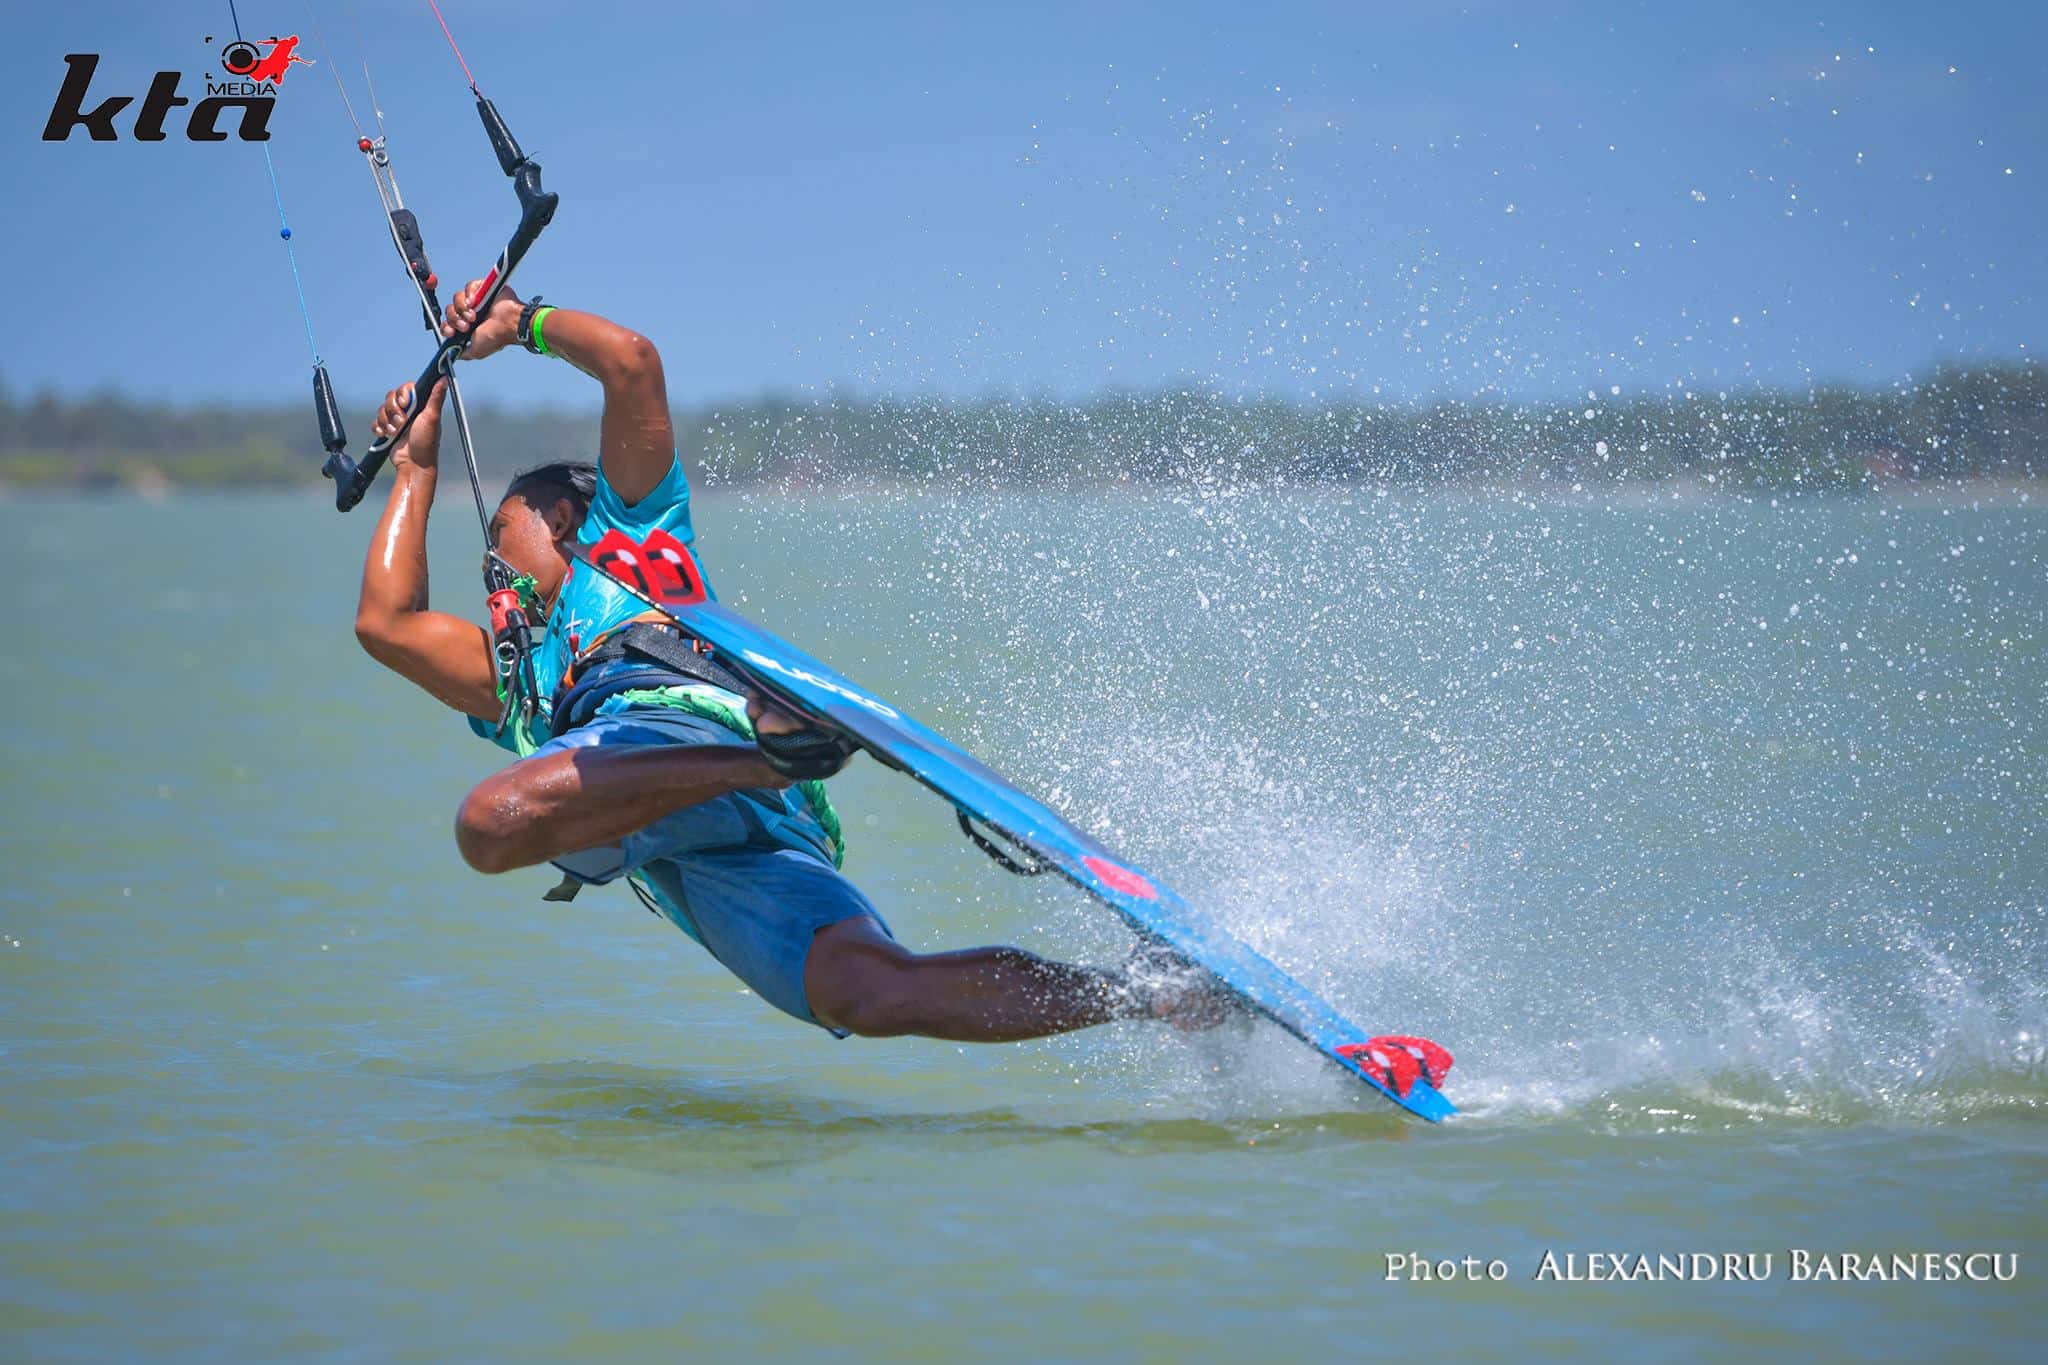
top-left (3, 1), bottom-right (2042, 408)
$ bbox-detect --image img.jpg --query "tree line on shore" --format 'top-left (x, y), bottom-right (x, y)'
top-left (1, 360), bottom-right (2039, 494)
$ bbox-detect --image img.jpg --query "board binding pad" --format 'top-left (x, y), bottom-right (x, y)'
top-left (574, 528), bottom-right (1457, 1121)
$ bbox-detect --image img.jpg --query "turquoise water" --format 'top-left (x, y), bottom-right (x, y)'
top-left (3, 489), bottom-right (2042, 1359)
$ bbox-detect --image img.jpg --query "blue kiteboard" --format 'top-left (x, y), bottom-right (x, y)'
top-left (570, 529), bottom-right (1456, 1121)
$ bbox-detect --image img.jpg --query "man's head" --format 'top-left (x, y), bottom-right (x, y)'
top-left (491, 461), bottom-right (597, 609)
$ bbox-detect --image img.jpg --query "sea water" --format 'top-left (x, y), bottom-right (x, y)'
top-left (2, 488), bottom-right (2041, 1359)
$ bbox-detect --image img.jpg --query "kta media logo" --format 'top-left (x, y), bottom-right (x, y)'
top-left (216, 33), bottom-right (310, 85)
top-left (42, 34), bottom-right (310, 143)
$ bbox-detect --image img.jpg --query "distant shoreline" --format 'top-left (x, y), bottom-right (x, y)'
top-left (4, 360), bottom-right (2041, 498)
top-left (3, 472), bottom-right (2040, 508)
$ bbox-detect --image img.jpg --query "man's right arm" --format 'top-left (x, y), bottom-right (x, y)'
top-left (352, 380), bottom-right (502, 721)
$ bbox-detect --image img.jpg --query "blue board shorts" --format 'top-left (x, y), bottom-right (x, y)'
top-left (533, 701), bottom-right (890, 1033)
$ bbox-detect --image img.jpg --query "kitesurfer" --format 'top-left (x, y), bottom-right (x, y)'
top-left (351, 283), bottom-right (1224, 1041)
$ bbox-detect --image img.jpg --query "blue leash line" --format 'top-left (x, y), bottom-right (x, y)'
top-left (231, 0), bottom-right (322, 366)
top-left (260, 143), bottom-right (323, 367)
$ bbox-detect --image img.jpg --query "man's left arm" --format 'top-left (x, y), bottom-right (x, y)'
top-left (442, 283), bottom-right (677, 505)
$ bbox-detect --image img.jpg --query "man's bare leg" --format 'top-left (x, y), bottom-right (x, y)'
top-left (456, 743), bottom-right (786, 874)
top-left (804, 916), bottom-right (1220, 1041)
top-left (453, 727), bottom-right (1230, 1041)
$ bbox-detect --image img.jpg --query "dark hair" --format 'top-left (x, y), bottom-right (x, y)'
top-left (505, 461), bottom-right (598, 521)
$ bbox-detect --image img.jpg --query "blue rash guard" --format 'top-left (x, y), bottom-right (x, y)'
top-left (486, 450), bottom-right (711, 738)
top-left (465, 453), bottom-right (884, 1030)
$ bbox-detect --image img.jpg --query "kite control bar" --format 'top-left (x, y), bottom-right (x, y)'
top-left (319, 93), bottom-right (558, 512)
top-left (251, 0), bottom-right (561, 732)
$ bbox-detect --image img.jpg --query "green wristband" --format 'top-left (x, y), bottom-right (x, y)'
top-left (530, 305), bottom-right (556, 357)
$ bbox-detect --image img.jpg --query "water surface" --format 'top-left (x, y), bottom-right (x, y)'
top-left (3, 489), bottom-right (2042, 1359)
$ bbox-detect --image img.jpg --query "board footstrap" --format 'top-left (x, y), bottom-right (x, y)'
top-left (1335, 1036), bottom-right (1454, 1097)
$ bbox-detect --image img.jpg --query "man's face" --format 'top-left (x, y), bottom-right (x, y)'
top-left (489, 493), bottom-right (571, 599)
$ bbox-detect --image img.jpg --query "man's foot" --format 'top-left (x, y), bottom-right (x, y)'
top-left (1119, 940), bottom-right (1241, 1032)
